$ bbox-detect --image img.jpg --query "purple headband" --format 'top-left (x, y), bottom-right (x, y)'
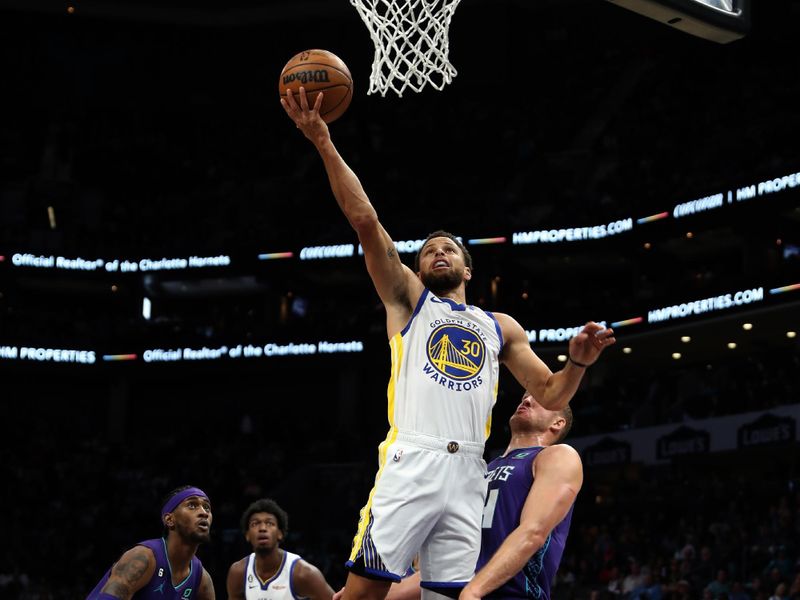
top-left (161, 487), bottom-right (209, 518)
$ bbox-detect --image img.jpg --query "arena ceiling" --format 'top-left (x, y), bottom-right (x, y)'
top-left (0, 0), bottom-right (797, 373)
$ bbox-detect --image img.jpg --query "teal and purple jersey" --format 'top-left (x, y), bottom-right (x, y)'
top-left (86, 538), bottom-right (203, 600)
top-left (478, 447), bottom-right (574, 600)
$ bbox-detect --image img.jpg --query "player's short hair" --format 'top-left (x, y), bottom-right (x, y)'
top-left (240, 498), bottom-right (289, 535)
top-left (414, 230), bottom-right (473, 272)
top-left (553, 405), bottom-right (573, 443)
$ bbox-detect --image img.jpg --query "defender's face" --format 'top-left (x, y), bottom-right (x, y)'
top-left (509, 393), bottom-right (555, 433)
top-left (245, 511), bottom-right (283, 552)
top-left (417, 237), bottom-right (471, 293)
top-left (169, 495), bottom-right (212, 543)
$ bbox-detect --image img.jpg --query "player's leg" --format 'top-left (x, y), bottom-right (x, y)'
top-left (418, 453), bottom-right (486, 599)
top-left (347, 441), bottom-right (443, 589)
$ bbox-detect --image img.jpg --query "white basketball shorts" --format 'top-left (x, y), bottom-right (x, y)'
top-left (347, 430), bottom-right (487, 591)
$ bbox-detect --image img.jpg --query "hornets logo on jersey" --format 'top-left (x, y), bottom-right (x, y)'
top-left (426, 324), bottom-right (486, 380)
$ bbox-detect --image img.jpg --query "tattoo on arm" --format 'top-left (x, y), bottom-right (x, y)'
top-left (115, 552), bottom-right (150, 584)
top-left (104, 581), bottom-right (129, 598)
top-left (387, 247), bottom-right (395, 259)
top-left (103, 548), bottom-right (152, 599)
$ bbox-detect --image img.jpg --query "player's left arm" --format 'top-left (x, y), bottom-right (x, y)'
top-left (460, 445), bottom-right (583, 600)
top-left (292, 560), bottom-right (335, 600)
top-left (197, 568), bottom-right (216, 600)
top-left (495, 313), bottom-right (614, 411)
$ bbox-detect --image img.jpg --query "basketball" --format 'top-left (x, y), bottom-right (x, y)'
top-left (279, 49), bottom-right (353, 123)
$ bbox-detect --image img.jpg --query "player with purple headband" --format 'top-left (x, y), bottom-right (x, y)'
top-left (86, 485), bottom-right (216, 600)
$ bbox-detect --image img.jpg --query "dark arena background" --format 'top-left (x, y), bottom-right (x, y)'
top-left (1, 0), bottom-right (799, 598)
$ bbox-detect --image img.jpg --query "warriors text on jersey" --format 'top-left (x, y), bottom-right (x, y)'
top-left (389, 289), bottom-right (504, 443)
top-left (86, 538), bottom-right (203, 600)
top-left (478, 447), bottom-right (574, 600)
top-left (243, 550), bottom-right (304, 600)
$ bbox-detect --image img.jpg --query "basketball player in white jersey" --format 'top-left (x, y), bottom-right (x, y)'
top-left (226, 499), bottom-right (334, 600)
top-left (281, 88), bottom-right (615, 600)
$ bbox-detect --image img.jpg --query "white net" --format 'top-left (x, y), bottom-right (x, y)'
top-left (350, 0), bottom-right (463, 97)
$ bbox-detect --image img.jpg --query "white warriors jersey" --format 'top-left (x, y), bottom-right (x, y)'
top-left (388, 289), bottom-right (504, 443)
top-left (244, 551), bottom-right (305, 600)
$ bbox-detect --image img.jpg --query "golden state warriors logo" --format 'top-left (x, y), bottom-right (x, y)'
top-left (427, 324), bottom-right (486, 380)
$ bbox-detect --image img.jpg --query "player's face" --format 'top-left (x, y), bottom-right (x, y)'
top-left (245, 512), bottom-right (283, 554)
top-left (417, 237), bottom-right (471, 295)
top-left (171, 495), bottom-right (212, 544)
top-left (509, 393), bottom-right (555, 433)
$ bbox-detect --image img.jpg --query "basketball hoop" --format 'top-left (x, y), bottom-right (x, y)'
top-left (349, 0), bottom-right (463, 97)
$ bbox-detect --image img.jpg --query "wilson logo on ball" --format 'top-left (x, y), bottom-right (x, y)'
top-left (279, 49), bottom-right (353, 123)
top-left (282, 69), bottom-right (331, 85)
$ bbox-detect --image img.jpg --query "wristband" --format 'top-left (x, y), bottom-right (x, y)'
top-left (568, 355), bottom-right (590, 368)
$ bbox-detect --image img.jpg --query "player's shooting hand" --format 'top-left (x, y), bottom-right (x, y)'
top-left (280, 86), bottom-right (329, 145)
top-left (567, 321), bottom-right (615, 368)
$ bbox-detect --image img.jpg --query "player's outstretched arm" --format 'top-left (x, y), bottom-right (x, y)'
top-left (281, 88), bottom-right (421, 332)
top-left (225, 559), bottom-right (246, 600)
top-left (460, 445), bottom-right (583, 600)
top-left (98, 546), bottom-right (156, 600)
top-left (198, 568), bottom-right (216, 600)
top-left (496, 314), bottom-right (615, 411)
top-left (292, 559), bottom-right (335, 600)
